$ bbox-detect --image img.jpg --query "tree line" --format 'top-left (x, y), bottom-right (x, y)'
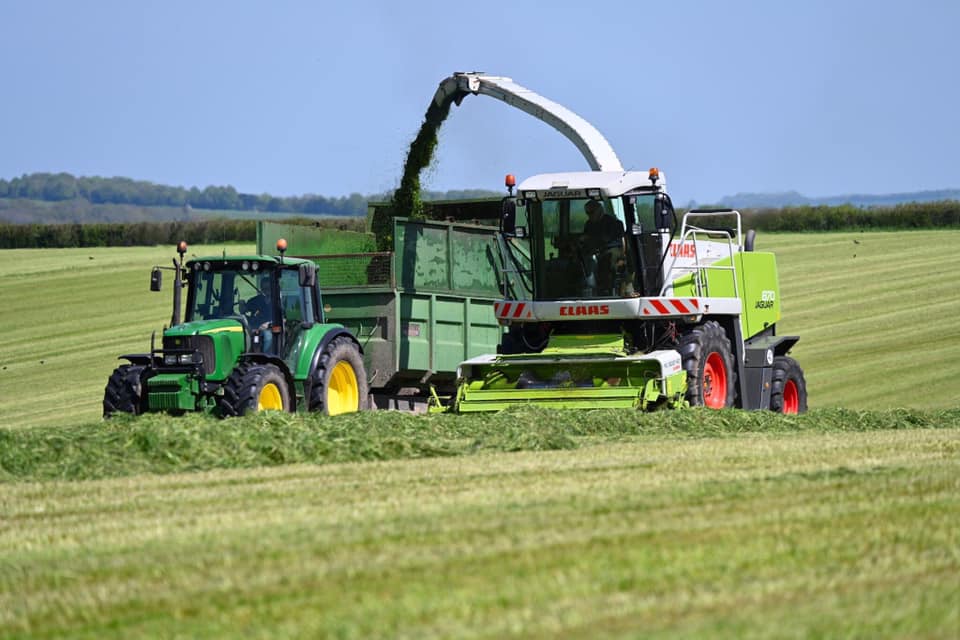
top-left (0, 220), bottom-right (256, 249)
top-left (739, 201), bottom-right (960, 231)
top-left (0, 172), bottom-right (502, 217)
top-left (2, 200), bottom-right (956, 250)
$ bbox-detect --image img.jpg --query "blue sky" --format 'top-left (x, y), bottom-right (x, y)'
top-left (2, 0), bottom-right (957, 205)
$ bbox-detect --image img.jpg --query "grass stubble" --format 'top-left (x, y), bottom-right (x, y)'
top-left (1, 407), bottom-right (958, 638)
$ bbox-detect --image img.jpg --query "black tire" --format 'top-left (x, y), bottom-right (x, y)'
top-left (770, 355), bottom-right (808, 414)
top-left (218, 362), bottom-right (291, 417)
top-left (677, 321), bottom-right (737, 409)
top-left (103, 364), bottom-right (146, 418)
top-left (309, 336), bottom-right (369, 415)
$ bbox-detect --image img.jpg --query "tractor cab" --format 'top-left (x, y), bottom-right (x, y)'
top-left (183, 257), bottom-right (320, 362)
top-left (148, 240), bottom-right (322, 381)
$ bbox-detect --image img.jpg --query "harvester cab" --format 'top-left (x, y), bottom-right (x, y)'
top-left (500, 169), bottom-right (679, 301)
top-left (104, 240), bottom-right (368, 419)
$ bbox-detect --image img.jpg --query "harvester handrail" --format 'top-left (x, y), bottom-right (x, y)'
top-left (660, 210), bottom-right (743, 299)
top-left (680, 209), bottom-right (743, 247)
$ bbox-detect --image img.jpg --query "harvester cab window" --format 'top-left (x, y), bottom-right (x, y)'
top-left (537, 198), bottom-right (631, 299)
top-left (632, 195), bottom-right (656, 232)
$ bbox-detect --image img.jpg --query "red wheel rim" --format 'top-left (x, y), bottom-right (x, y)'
top-left (702, 352), bottom-right (727, 409)
top-left (782, 379), bottom-right (799, 414)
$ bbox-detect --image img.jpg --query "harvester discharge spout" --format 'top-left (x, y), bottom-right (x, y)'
top-left (433, 72), bottom-right (624, 172)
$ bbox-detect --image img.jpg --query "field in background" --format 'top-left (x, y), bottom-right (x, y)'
top-left (761, 230), bottom-right (960, 409)
top-left (0, 244), bottom-right (251, 430)
top-left (1, 231), bottom-right (958, 430)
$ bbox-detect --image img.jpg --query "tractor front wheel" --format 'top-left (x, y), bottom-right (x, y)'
top-left (678, 321), bottom-right (737, 409)
top-left (770, 355), bottom-right (808, 414)
top-left (219, 362), bottom-right (292, 417)
top-left (309, 336), bottom-right (369, 415)
top-left (103, 364), bottom-right (147, 418)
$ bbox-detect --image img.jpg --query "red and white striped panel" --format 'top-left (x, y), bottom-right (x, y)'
top-left (494, 300), bottom-right (535, 320)
top-left (640, 298), bottom-right (701, 316)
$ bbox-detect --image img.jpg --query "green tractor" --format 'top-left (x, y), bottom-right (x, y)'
top-left (103, 240), bottom-right (368, 417)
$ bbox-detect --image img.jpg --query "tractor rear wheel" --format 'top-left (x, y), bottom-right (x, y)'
top-left (218, 362), bottom-right (291, 417)
top-left (678, 321), bottom-right (736, 409)
top-left (309, 336), bottom-right (369, 415)
top-left (770, 355), bottom-right (807, 414)
top-left (103, 364), bottom-right (147, 417)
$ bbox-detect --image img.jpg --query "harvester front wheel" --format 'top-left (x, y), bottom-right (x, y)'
top-left (678, 321), bottom-right (736, 409)
top-left (219, 362), bottom-right (291, 416)
top-left (103, 364), bottom-right (146, 417)
top-left (770, 356), bottom-right (807, 414)
top-left (309, 336), bottom-right (369, 416)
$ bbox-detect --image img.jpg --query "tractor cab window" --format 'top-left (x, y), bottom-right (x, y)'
top-left (279, 268), bottom-right (316, 362)
top-left (189, 270), bottom-right (241, 321)
top-left (186, 264), bottom-right (276, 330)
top-left (535, 197), bottom-right (633, 299)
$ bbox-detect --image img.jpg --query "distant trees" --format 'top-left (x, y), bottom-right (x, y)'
top-left (740, 201), bottom-right (960, 231)
top-left (0, 219), bottom-right (256, 249)
top-left (0, 172), bottom-right (504, 218)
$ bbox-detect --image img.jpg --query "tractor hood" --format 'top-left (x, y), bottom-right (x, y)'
top-left (160, 318), bottom-right (246, 381)
top-left (164, 318), bottom-right (246, 338)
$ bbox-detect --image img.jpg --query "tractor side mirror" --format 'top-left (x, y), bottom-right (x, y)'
top-left (298, 263), bottom-right (317, 288)
top-left (501, 197), bottom-right (517, 236)
top-left (150, 267), bottom-right (162, 291)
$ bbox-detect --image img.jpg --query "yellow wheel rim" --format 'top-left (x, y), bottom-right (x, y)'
top-left (327, 361), bottom-right (359, 415)
top-left (257, 382), bottom-right (284, 412)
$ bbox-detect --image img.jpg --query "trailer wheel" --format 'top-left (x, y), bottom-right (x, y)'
top-left (103, 364), bottom-right (146, 417)
top-left (770, 356), bottom-right (807, 414)
top-left (219, 362), bottom-right (291, 416)
top-left (678, 321), bottom-right (736, 409)
top-left (309, 336), bottom-right (369, 415)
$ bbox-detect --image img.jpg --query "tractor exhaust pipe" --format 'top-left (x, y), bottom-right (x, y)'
top-left (171, 241), bottom-right (187, 326)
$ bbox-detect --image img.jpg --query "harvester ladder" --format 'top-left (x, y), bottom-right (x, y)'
top-left (661, 210), bottom-right (742, 299)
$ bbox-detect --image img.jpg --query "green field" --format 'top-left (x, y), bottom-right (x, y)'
top-left (1, 231), bottom-right (958, 637)
top-left (768, 231), bottom-right (960, 409)
top-left (2, 419), bottom-right (957, 638)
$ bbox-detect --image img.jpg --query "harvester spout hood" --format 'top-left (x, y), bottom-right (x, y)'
top-left (433, 72), bottom-right (624, 172)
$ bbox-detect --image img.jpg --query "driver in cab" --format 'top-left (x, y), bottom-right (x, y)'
top-left (242, 273), bottom-right (274, 352)
top-left (582, 199), bottom-right (624, 252)
top-left (582, 200), bottom-right (630, 295)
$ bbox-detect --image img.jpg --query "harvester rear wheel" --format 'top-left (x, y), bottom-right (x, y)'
top-left (218, 362), bottom-right (291, 416)
top-left (770, 356), bottom-right (807, 414)
top-left (309, 336), bottom-right (369, 415)
top-left (103, 364), bottom-right (146, 417)
top-left (678, 321), bottom-right (736, 409)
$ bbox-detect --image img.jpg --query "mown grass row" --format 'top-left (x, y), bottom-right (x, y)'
top-left (3, 406), bottom-right (958, 482)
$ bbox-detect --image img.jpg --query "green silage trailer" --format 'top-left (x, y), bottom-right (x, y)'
top-left (272, 207), bottom-right (507, 411)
